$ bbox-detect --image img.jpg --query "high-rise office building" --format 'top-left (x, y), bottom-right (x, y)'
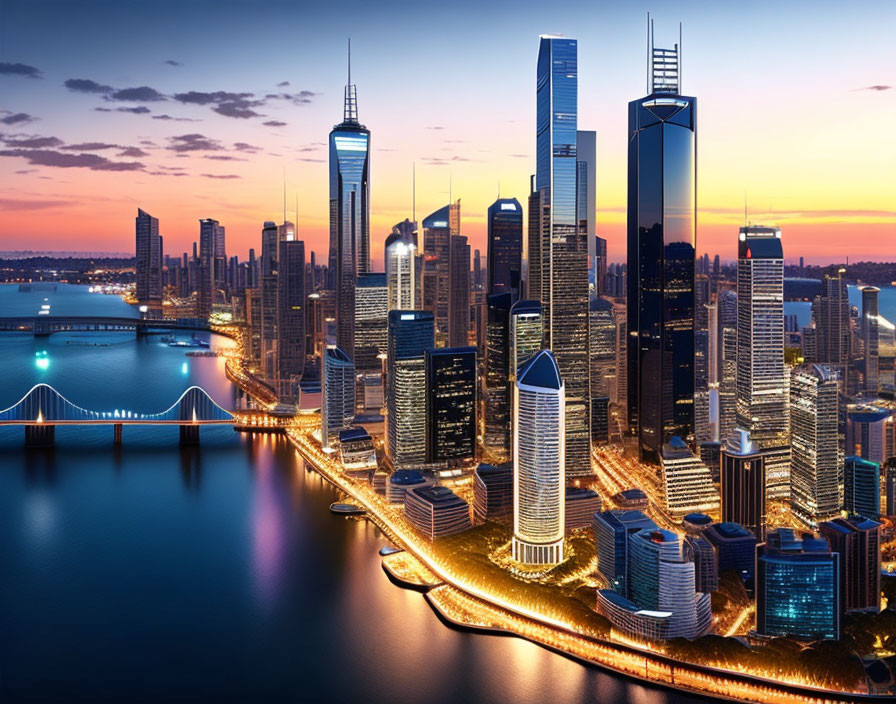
top-left (845, 403), bottom-right (891, 465)
top-left (593, 509), bottom-right (657, 593)
top-left (421, 202), bottom-right (459, 346)
top-left (322, 346), bottom-right (355, 450)
top-left (755, 528), bottom-right (840, 641)
top-left (448, 233), bottom-right (470, 347)
top-left (387, 310), bottom-right (434, 469)
top-left (595, 235), bottom-right (608, 297)
top-left (531, 36), bottom-right (591, 476)
top-left (512, 350), bottom-right (565, 565)
top-left (736, 226), bottom-right (790, 499)
top-left (487, 198), bottom-right (523, 300)
top-left (484, 293), bottom-right (513, 458)
top-left (473, 462), bottom-right (513, 523)
top-left (198, 218), bottom-right (225, 318)
top-left (354, 272), bottom-right (388, 372)
top-left (704, 521), bottom-right (757, 581)
top-left (425, 347), bottom-right (476, 465)
top-left (385, 219), bottom-right (417, 311)
top-left (510, 299), bottom-right (542, 379)
top-left (811, 269), bottom-right (850, 367)
top-left (886, 459), bottom-right (896, 519)
top-left (790, 364), bottom-right (841, 528)
top-left (329, 48), bottom-right (370, 359)
top-left (720, 428), bottom-right (766, 541)
top-left (259, 221), bottom-right (280, 381)
top-left (844, 456), bottom-right (881, 520)
top-left (590, 297), bottom-right (616, 436)
top-left (135, 208), bottom-right (162, 308)
top-left (862, 286), bottom-right (880, 394)
top-left (819, 516), bottom-right (881, 614)
top-left (576, 128), bottom-right (597, 261)
top-left (627, 29), bottom-right (696, 461)
top-left (277, 222), bottom-right (305, 401)
top-left (660, 437), bottom-right (720, 516)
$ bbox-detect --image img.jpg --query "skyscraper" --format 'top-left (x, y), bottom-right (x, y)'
top-left (486, 197), bottom-right (523, 299)
top-left (736, 226), bottom-right (790, 499)
top-left (260, 221), bottom-right (279, 381)
top-left (277, 222), bottom-right (305, 401)
top-left (448, 233), bottom-right (470, 347)
top-left (484, 293), bottom-right (513, 458)
top-left (510, 299), bottom-right (542, 379)
top-left (660, 437), bottom-right (720, 516)
top-left (812, 269), bottom-right (850, 367)
top-left (135, 208), bottom-right (162, 308)
top-left (532, 36), bottom-right (591, 475)
top-left (425, 347), bottom-right (477, 465)
top-left (422, 202), bottom-right (459, 346)
top-left (322, 346), bottom-right (355, 450)
top-left (385, 219), bottom-right (417, 312)
top-left (512, 350), bottom-right (565, 565)
top-left (590, 297), bottom-right (616, 430)
top-left (576, 128), bottom-right (597, 264)
top-left (387, 310), bottom-right (434, 469)
top-left (844, 456), bottom-right (881, 520)
top-left (198, 218), bottom-right (225, 318)
top-left (594, 235), bottom-right (608, 297)
top-left (721, 428), bottom-right (766, 541)
top-left (627, 27), bottom-right (697, 460)
top-left (329, 46), bottom-right (370, 359)
top-left (819, 516), bottom-right (881, 614)
top-left (354, 272), bottom-right (388, 373)
top-left (862, 286), bottom-right (880, 394)
top-left (790, 364), bottom-right (841, 528)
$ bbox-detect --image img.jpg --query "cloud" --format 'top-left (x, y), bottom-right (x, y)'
top-left (426, 126), bottom-right (445, 130)
top-left (117, 147), bottom-right (150, 157)
top-left (15, 169), bottom-right (37, 174)
top-left (277, 81), bottom-right (290, 87)
top-left (173, 90), bottom-right (253, 105)
top-left (0, 62), bottom-right (43, 79)
top-left (421, 155), bottom-right (472, 164)
top-left (263, 120), bottom-right (287, 127)
top-left (298, 158), bottom-right (325, 163)
top-left (94, 105), bottom-right (152, 114)
top-left (109, 86), bottom-right (165, 102)
top-left (0, 198), bottom-right (70, 211)
top-left (861, 85), bottom-right (891, 91)
top-left (60, 142), bottom-right (118, 151)
top-left (233, 142), bottom-right (260, 152)
top-left (2, 135), bottom-right (64, 148)
top-left (167, 133), bottom-right (224, 152)
top-left (151, 114), bottom-right (199, 122)
top-left (213, 101), bottom-right (262, 119)
top-left (264, 90), bottom-right (316, 104)
top-left (200, 173), bottom-right (240, 179)
top-left (165, 60), bottom-right (182, 67)
top-left (65, 78), bottom-right (113, 94)
top-left (1, 112), bottom-right (37, 125)
top-left (0, 148), bottom-right (144, 171)
top-left (204, 155), bottom-right (247, 161)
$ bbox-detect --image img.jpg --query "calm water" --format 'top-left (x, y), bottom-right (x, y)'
top-left (784, 283), bottom-right (896, 328)
top-left (0, 285), bottom-right (696, 703)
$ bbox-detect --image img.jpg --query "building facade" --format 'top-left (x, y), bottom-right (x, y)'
top-left (135, 208), bottom-right (162, 307)
top-left (487, 197), bottom-right (523, 299)
top-left (425, 347), bottom-right (477, 465)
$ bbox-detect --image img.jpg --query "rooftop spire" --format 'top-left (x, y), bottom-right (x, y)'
top-left (648, 18), bottom-right (681, 95)
top-left (344, 38), bottom-right (359, 123)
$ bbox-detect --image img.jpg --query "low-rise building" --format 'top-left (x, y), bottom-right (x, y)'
top-left (404, 485), bottom-right (472, 541)
top-left (565, 487), bottom-right (601, 531)
top-left (472, 462), bottom-right (513, 523)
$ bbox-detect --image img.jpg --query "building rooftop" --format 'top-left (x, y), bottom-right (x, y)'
top-left (357, 272), bottom-right (386, 287)
top-left (475, 462), bottom-right (512, 477)
top-left (510, 299), bottom-right (542, 316)
top-left (709, 522), bottom-right (755, 540)
top-left (517, 349), bottom-right (562, 390)
top-left (422, 205), bottom-right (450, 229)
top-left (566, 487), bottom-right (599, 500)
top-left (339, 426), bottom-right (370, 443)
top-left (410, 484), bottom-right (467, 507)
top-left (683, 512), bottom-right (713, 526)
top-left (390, 469), bottom-right (426, 486)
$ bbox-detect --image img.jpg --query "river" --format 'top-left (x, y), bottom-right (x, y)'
top-left (0, 284), bottom-right (696, 703)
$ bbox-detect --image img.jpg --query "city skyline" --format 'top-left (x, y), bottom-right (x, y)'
top-left (2, 0), bottom-right (895, 265)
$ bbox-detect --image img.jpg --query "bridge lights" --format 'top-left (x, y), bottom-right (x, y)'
top-left (34, 351), bottom-right (49, 370)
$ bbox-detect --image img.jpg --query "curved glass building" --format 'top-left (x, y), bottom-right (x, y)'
top-left (626, 30), bottom-right (696, 462)
top-left (329, 59), bottom-right (370, 359)
top-left (512, 350), bottom-right (565, 565)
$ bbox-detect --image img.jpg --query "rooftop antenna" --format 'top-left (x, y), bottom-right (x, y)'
top-left (412, 161), bottom-right (416, 225)
top-left (282, 169), bottom-right (286, 224)
top-left (646, 13), bottom-right (651, 94)
top-left (344, 38), bottom-right (358, 123)
top-left (679, 22), bottom-right (683, 94)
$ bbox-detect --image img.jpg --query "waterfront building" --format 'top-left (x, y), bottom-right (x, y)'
top-left (260, 221), bottom-right (279, 381)
top-left (846, 403), bottom-right (891, 465)
top-left (843, 456), bottom-right (881, 520)
top-left (425, 347), bottom-right (477, 465)
top-left (354, 272), bottom-right (388, 373)
top-left (135, 208), bottom-right (162, 308)
top-left (681, 513), bottom-right (713, 534)
top-left (659, 437), bottom-right (719, 516)
top-left (510, 299), bottom-right (542, 378)
top-left (704, 522), bottom-right (757, 581)
top-left (862, 286), bottom-right (881, 393)
top-left (421, 202), bottom-right (459, 347)
top-left (790, 364), bottom-right (841, 528)
top-left (487, 197), bottom-right (523, 299)
top-left (755, 528), bottom-right (840, 641)
top-left (329, 53), bottom-right (370, 359)
top-left (594, 589), bottom-right (674, 641)
top-left (593, 509), bottom-right (657, 593)
top-left (472, 462), bottom-right (513, 523)
top-left (512, 350), bottom-right (565, 565)
top-left (385, 219), bottom-right (417, 311)
top-left (244, 287), bottom-right (262, 367)
top-left (565, 487), bottom-right (601, 531)
top-left (484, 293), bottom-right (513, 458)
top-left (627, 528), bottom-right (712, 640)
top-left (338, 427), bottom-right (377, 472)
top-left (819, 516), bottom-right (881, 614)
top-left (720, 428), bottom-right (766, 540)
top-left (322, 346), bottom-right (355, 450)
top-left (387, 310), bottom-right (434, 469)
top-left (386, 469), bottom-right (429, 505)
top-left (277, 222), bottom-right (305, 401)
top-left (887, 459), bottom-right (896, 518)
top-left (627, 30), bottom-right (697, 461)
top-left (404, 485), bottom-right (472, 541)
top-left (531, 36), bottom-right (591, 476)
top-left (736, 226), bottom-right (790, 500)
top-left (683, 534), bottom-right (718, 595)
top-left (448, 234), bottom-right (470, 347)
top-left (198, 218), bottom-right (225, 318)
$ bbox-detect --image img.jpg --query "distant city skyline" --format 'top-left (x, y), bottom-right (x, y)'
top-left (2, 0), bottom-right (894, 264)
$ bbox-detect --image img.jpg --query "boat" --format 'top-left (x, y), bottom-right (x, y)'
top-left (379, 546), bottom-right (403, 557)
top-left (329, 502), bottom-right (365, 516)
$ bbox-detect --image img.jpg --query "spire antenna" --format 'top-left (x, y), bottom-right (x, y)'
top-left (343, 39), bottom-right (358, 123)
top-left (282, 168), bottom-right (286, 224)
top-left (412, 162), bottom-right (416, 224)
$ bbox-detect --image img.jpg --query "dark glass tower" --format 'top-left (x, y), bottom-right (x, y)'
top-left (532, 36), bottom-right (591, 476)
top-left (329, 45), bottom-right (370, 360)
top-left (277, 223), bottom-right (305, 402)
top-left (484, 292), bottom-right (513, 458)
top-left (487, 197), bottom-right (522, 300)
top-left (425, 346), bottom-right (477, 464)
top-left (626, 27), bottom-right (697, 461)
top-left (135, 208), bottom-right (162, 308)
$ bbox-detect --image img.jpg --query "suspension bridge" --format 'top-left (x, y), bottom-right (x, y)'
top-left (0, 315), bottom-right (211, 337)
top-left (0, 384), bottom-right (234, 447)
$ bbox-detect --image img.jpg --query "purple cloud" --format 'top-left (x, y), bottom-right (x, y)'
top-left (2, 135), bottom-right (64, 148)
top-left (200, 173), bottom-right (240, 179)
top-left (167, 133), bottom-right (224, 152)
top-left (65, 78), bottom-right (113, 94)
top-left (0, 148), bottom-right (144, 171)
top-left (165, 60), bottom-right (182, 67)
top-left (1, 112), bottom-right (37, 125)
top-left (0, 62), bottom-right (43, 79)
top-left (263, 120), bottom-right (287, 127)
top-left (117, 147), bottom-right (150, 158)
top-left (109, 86), bottom-right (165, 102)
top-left (60, 142), bottom-right (118, 151)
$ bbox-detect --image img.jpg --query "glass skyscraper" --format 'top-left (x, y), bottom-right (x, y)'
top-left (277, 222), bottom-right (305, 402)
top-left (329, 55), bottom-right (370, 360)
top-left (135, 208), bottom-right (162, 308)
top-left (532, 36), bottom-right (590, 476)
top-left (486, 197), bottom-right (523, 300)
top-left (425, 347), bottom-right (477, 465)
top-left (484, 292), bottom-right (513, 458)
top-left (626, 31), bottom-right (696, 461)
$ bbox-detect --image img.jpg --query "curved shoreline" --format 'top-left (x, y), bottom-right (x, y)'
top-left (287, 430), bottom-right (886, 704)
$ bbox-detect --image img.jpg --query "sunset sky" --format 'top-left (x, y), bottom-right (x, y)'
top-left (1, 0), bottom-right (894, 266)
